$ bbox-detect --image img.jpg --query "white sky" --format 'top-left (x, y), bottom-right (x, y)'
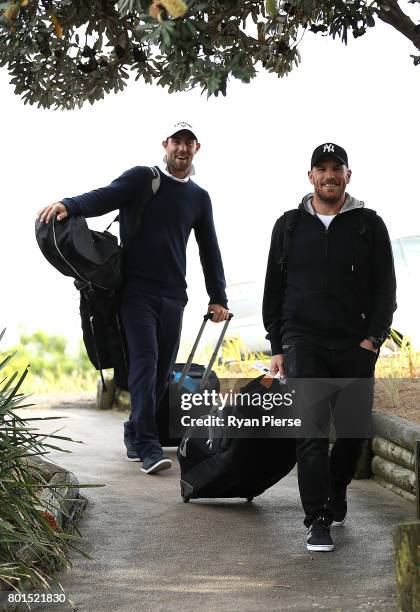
top-left (1, 18), bottom-right (420, 354)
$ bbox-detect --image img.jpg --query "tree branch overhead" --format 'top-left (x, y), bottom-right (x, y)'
top-left (0, 1), bottom-right (418, 108)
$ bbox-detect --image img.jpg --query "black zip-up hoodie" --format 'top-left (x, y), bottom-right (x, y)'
top-left (263, 194), bottom-right (397, 354)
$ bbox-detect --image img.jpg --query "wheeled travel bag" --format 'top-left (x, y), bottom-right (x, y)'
top-left (177, 375), bottom-right (297, 502)
top-left (156, 313), bottom-right (232, 447)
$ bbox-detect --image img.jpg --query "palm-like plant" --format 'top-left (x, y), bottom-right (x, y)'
top-left (0, 329), bottom-right (84, 592)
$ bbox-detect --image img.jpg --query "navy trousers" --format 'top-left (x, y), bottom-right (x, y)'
top-left (120, 289), bottom-right (185, 459)
top-left (283, 340), bottom-right (377, 527)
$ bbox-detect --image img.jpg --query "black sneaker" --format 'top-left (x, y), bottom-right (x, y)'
top-left (141, 454), bottom-right (172, 474)
top-left (126, 447), bottom-right (142, 462)
top-left (329, 489), bottom-right (347, 527)
top-left (306, 522), bottom-right (335, 552)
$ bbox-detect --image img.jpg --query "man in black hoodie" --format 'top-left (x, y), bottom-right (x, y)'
top-left (263, 143), bottom-right (396, 552)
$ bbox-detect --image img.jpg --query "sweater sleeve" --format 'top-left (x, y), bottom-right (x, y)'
top-left (366, 215), bottom-right (397, 345)
top-left (193, 193), bottom-right (228, 308)
top-left (61, 167), bottom-right (146, 218)
top-left (262, 216), bottom-right (286, 355)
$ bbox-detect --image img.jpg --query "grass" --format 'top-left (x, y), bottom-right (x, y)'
top-left (372, 334), bottom-right (419, 414)
top-left (213, 336), bottom-right (419, 380)
top-left (0, 331), bottom-right (99, 395)
top-left (375, 334), bottom-right (419, 379)
top-left (24, 370), bottom-right (98, 394)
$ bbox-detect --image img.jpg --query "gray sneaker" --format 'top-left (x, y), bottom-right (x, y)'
top-left (141, 454), bottom-right (172, 474)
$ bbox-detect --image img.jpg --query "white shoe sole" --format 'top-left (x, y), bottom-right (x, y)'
top-left (126, 456), bottom-right (141, 462)
top-left (306, 543), bottom-right (335, 552)
top-left (141, 459), bottom-right (172, 474)
top-left (331, 516), bottom-right (347, 527)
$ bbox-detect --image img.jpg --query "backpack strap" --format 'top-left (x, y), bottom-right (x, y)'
top-left (358, 206), bottom-right (377, 235)
top-left (150, 165), bottom-right (161, 194)
top-left (105, 215), bottom-right (119, 232)
top-left (81, 288), bottom-right (108, 391)
top-left (278, 208), bottom-right (301, 275)
top-left (105, 166), bottom-right (161, 233)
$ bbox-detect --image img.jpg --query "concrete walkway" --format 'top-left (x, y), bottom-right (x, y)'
top-left (17, 397), bottom-right (416, 612)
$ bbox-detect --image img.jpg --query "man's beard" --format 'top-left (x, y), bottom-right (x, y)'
top-left (168, 155), bottom-right (190, 172)
top-left (314, 185), bottom-right (345, 206)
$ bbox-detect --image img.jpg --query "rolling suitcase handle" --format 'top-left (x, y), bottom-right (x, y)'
top-left (176, 312), bottom-right (234, 392)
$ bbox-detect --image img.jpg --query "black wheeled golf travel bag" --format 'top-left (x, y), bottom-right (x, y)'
top-left (177, 375), bottom-right (297, 503)
top-left (155, 313), bottom-right (233, 447)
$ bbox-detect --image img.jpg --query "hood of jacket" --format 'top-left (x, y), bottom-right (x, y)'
top-left (299, 193), bottom-right (365, 215)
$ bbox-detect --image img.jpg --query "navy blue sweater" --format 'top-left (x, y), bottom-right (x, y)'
top-left (62, 167), bottom-right (227, 306)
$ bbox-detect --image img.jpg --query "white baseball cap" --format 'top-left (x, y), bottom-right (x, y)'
top-left (164, 120), bottom-right (198, 141)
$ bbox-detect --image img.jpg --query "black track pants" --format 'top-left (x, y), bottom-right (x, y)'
top-left (283, 339), bottom-right (377, 527)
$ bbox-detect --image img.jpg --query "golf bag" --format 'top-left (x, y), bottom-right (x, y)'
top-left (177, 375), bottom-right (297, 502)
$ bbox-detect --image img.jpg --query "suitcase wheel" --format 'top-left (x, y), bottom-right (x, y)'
top-left (180, 480), bottom-right (194, 503)
top-left (246, 497), bottom-right (254, 502)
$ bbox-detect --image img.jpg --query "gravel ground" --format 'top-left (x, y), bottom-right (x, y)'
top-left (373, 378), bottom-right (420, 424)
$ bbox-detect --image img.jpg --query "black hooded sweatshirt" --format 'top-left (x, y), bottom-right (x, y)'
top-left (263, 194), bottom-right (397, 355)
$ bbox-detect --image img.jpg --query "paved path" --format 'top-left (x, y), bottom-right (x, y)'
top-left (16, 397), bottom-right (416, 612)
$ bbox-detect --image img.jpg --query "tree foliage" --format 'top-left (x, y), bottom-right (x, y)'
top-left (0, 0), bottom-right (419, 108)
top-left (0, 330), bottom-right (96, 392)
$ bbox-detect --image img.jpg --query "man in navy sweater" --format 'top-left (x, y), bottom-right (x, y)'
top-left (38, 121), bottom-right (229, 475)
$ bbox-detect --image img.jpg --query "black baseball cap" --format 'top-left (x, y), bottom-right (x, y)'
top-left (311, 143), bottom-right (348, 168)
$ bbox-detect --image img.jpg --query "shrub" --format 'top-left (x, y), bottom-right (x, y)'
top-left (0, 330), bottom-right (83, 591)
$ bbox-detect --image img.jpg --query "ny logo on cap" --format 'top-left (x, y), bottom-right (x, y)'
top-left (323, 144), bottom-right (335, 153)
